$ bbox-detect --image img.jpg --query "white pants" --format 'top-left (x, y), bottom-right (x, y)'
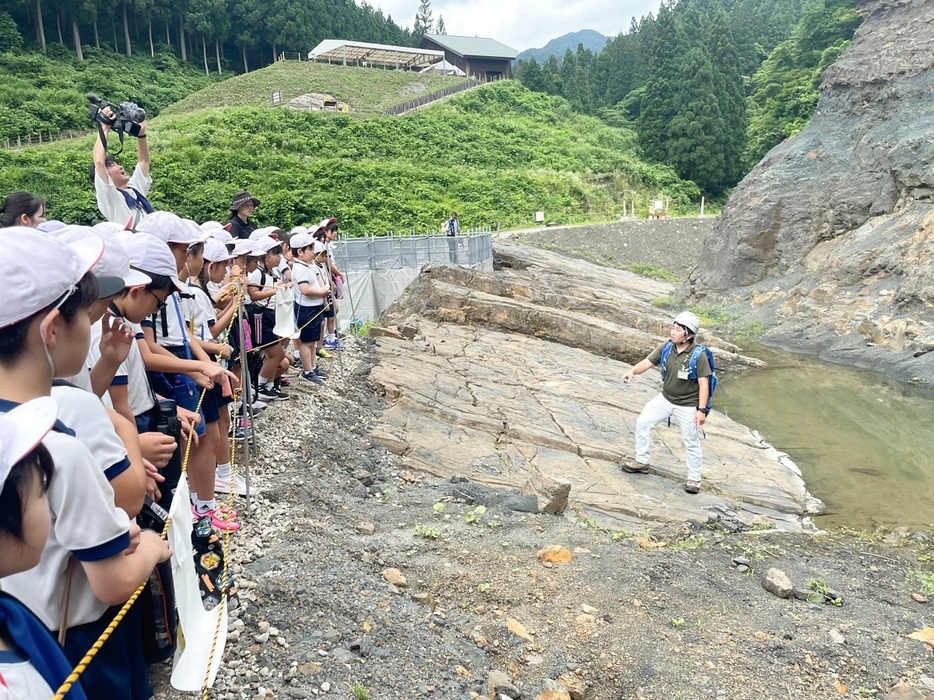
top-left (634, 393), bottom-right (703, 482)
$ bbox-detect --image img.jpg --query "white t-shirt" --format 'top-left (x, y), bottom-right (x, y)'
top-left (1, 426), bottom-right (131, 630)
top-left (292, 260), bottom-right (325, 308)
top-left (94, 165), bottom-right (152, 228)
top-left (0, 650), bottom-right (54, 700)
top-left (188, 285), bottom-right (217, 341)
top-left (51, 384), bottom-right (131, 483)
top-left (141, 291), bottom-right (187, 349)
top-left (248, 266), bottom-right (279, 310)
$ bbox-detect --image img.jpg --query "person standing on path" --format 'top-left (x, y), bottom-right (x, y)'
top-left (619, 311), bottom-right (711, 494)
top-left (227, 191), bottom-right (260, 239)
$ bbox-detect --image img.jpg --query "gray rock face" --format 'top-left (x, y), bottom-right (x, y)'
top-left (370, 244), bottom-right (823, 530)
top-left (687, 0), bottom-right (934, 382)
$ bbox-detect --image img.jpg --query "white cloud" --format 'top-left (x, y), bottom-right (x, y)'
top-left (365, 0), bottom-right (663, 51)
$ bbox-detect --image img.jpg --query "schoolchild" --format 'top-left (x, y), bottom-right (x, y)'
top-left (318, 218), bottom-right (345, 351)
top-left (247, 236), bottom-right (291, 402)
top-left (135, 212), bottom-right (240, 530)
top-left (0, 398), bottom-right (89, 700)
top-left (193, 239), bottom-right (247, 496)
top-left (290, 234), bottom-right (330, 385)
top-left (0, 191), bottom-right (46, 228)
top-left (0, 229), bottom-right (171, 700)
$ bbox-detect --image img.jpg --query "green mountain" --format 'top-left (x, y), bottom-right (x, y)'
top-left (0, 65), bottom-right (700, 232)
top-left (515, 30), bottom-right (608, 64)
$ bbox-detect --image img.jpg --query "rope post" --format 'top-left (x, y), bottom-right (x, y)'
top-left (236, 282), bottom-right (253, 511)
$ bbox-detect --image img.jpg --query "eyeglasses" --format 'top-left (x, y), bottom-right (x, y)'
top-left (148, 290), bottom-right (167, 311)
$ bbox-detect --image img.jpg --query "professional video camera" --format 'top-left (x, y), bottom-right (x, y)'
top-left (87, 93), bottom-right (146, 135)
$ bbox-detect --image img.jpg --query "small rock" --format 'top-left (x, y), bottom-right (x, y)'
top-left (581, 604), bottom-right (598, 615)
top-left (829, 628), bottom-right (846, 645)
top-left (488, 670), bottom-right (520, 700)
top-left (253, 632), bottom-right (269, 644)
top-left (507, 618), bottom-right (534, 642)
top-left (732, 556), bottom-right (750, 567)
top-left (534, 679), bottom-right (571, 700)
top-left (258, 621), bottom-right (270, 633)
top-left (883, 682), bottom-right (934, 700)
top-left (227, 629), bottom-right (240, 642)
top-left (762, 568), bottom-right (794, 599)
top-left (354, 470), bottom-right (375, 487)
top-left (368, 326), bottom-right (405, 340)
top-left (397, 324), bottom-right (419, 339)
top-left (537, 545), bottom-right (573, 565)
top-left (736, 564), bottom-right (750, 574)
top-left (557, 673), bottom-right (586, 700)
top-left (355, 522), bottom-right (376, 535)
top-left (412, 592), bottom-right (435, 608)
top-left (793, 587), bottom-right (812, 601)
top-left (321, 681), bottom-right (331, 692)
top-left (382, 568), bottom-right (407, 588)
top-left (913, 592), bottom-right (929, 603)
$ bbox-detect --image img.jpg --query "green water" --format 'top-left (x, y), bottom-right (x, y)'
top-left (717, 345), bottom-right (934, 530)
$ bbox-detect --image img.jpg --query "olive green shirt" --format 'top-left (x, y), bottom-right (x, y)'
top-left (646, 341), bottom-right (712, 407)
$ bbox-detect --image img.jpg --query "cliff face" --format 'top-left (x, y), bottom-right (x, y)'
top-left (687, 0), bottom-right (934, 380)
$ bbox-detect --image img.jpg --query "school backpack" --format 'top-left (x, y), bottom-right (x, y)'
top-left (659, 341), bottom-right (718, 412)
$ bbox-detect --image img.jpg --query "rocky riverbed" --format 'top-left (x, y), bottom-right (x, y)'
top-left (151, 240), bottom-right (934, 700)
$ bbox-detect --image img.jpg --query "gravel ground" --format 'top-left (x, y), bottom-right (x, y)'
top-left (511, 219), bottom-right (717, 279)
top-left (148, 333), bottom-right (934, 700)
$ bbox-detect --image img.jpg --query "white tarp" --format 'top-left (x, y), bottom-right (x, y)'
top-left (420, 59), bottom-right (466, 76)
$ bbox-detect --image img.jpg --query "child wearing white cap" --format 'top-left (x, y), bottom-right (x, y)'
top-left (290, 235), bottom-right (331, 384)
top-left (247, 236), bottom-right (292, 402)
top-left (0, 229), bottom-right (171, 699)
top-left (0, 398), bottom-right (89, 700)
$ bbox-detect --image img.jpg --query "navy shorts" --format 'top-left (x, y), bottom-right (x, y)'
top-left (295, 303), bottom-right (324, 343)
top-left (322, 297), bottom-right (336, 319)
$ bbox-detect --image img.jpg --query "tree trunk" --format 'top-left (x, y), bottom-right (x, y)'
top-left (71, 19), bottom-right (84, 61)
top-left (241, 45), bottom-right (248, 72)
top-left (122, 3), bottom-right (132, 56)
top-left (148, 20), bottom-right (154, 56)
top-left (93, 20), bottom-right (100, 48)
top-left (215, 39), bottom-right (222, 74)
top-left (35, 0), bottom-right (47, 54)
top-left (201, 34), bottom-right (209, 75)
top-left (112, 16), bottom-right (118, 51)
top-left (165, 20), bottom-right (170, 46)
top-left (272, 41), bottom-right (277, 63)
top-left (55, 11), bottom-right (63, 44)
top-left (178, 17), bottom-right (187, 61)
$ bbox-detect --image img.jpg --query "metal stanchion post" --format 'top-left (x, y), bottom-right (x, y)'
top-left (236, 282), bottom-right (252, 510)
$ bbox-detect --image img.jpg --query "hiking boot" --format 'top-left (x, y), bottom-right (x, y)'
top-left (316, 347), bottom-right (332, 359)
top-left (301, 370), bottom-right (324, 385)
top-left (620, 460), bottom-right (650, 474)
top-left (683, 481), bottom-right (701, 495)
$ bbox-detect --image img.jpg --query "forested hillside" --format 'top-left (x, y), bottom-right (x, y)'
top-left (2, 0), bottom-right (410, 75)
top-left (0, 80), bottom-right (699, 232)
top-left (516, 0), bottom-right (861, 197)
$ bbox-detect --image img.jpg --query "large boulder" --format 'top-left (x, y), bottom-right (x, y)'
top-left (686, 0), bottom-right (934, 382)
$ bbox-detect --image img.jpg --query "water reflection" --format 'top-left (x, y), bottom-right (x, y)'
top-left (717, 345), bottom-right (934, 530)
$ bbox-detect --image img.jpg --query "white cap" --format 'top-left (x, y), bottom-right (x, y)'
top-left (0, 228), bottom-right (101, 328)
top-left (249, 226), bottom-right (282, 242)
top-left (289, 232), bottom-right (315, 249)
top-left (289, 225), bottom-right (309, 237)
top-left (231, 239), bottom-right (256, 257)
top-left (248, 235), bottom-right (280, 256)
top-left (37, 220), bottom-right (67, 233)
top-left (200, 220), bottom-right (225, 232)
top-left (203, 238), bottom-right (233, 263)
top-left (312, 241), bottom-right (327, 255)
top-left (92, 221), bottom-right (129, 237)
top-left (0, 397), bottom-right (58, 490)
top-left (318, 217), bottom-right (337, 230)
top-left (137, 211), bottom-right (209, 246)
top-left (124, 233), bottom-right (187, 292)
top-left (56, 225), bottom-right (151, 292)
top-left (209, 228), bottom-right (234, 245)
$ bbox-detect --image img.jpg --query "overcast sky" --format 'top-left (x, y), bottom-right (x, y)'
top-left (367, 0), bottom-right (664, 52)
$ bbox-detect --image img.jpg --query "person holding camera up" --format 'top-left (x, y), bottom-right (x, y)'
top-left (90, 103), bottom-right (153, 228)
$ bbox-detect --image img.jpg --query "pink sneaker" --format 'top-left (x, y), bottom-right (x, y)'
top-left (192, 504), bottom-right (241, 532)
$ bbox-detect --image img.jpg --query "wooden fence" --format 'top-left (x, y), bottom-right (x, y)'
top-left (2, 129), bottom-right (90, 150)
top-left (385, 78), bottom-right (487, 116)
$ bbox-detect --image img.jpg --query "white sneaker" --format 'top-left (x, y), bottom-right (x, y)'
top-left (215, 472), bottom-right (250, 496)
top-left (251, 399), bottom-right (268, 410)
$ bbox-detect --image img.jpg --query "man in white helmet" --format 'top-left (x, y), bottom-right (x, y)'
top-left (619, 311), bottom-right (711, 494)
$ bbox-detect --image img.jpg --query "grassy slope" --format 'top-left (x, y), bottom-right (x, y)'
top-left (162, 61), bottom-right (466, 116)
top-left (0, 66), bottom-right (699, 232)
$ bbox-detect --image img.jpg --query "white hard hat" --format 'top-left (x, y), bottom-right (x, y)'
top-left (673, 311), bottom-right (700, 334)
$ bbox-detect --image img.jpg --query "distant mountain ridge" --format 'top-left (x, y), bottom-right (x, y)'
top-left (517, 29), bottom-right (608, 63)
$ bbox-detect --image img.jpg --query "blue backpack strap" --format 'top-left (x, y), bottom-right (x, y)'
top-left (688, 344), bottom-right (717, 410)
top-left (658, 341), bottom-right (674, 378)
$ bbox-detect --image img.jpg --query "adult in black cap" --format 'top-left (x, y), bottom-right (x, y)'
top-left (227, 190), bottom-right (260, 239)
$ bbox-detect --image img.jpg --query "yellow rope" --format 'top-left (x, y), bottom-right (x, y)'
top-left (52, 285), bottom-right (249, 699)
top-left (245, 300), bottom-right (331, 355)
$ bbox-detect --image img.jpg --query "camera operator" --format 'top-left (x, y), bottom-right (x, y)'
top-left (90, 105), bottom-right (154, 228)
